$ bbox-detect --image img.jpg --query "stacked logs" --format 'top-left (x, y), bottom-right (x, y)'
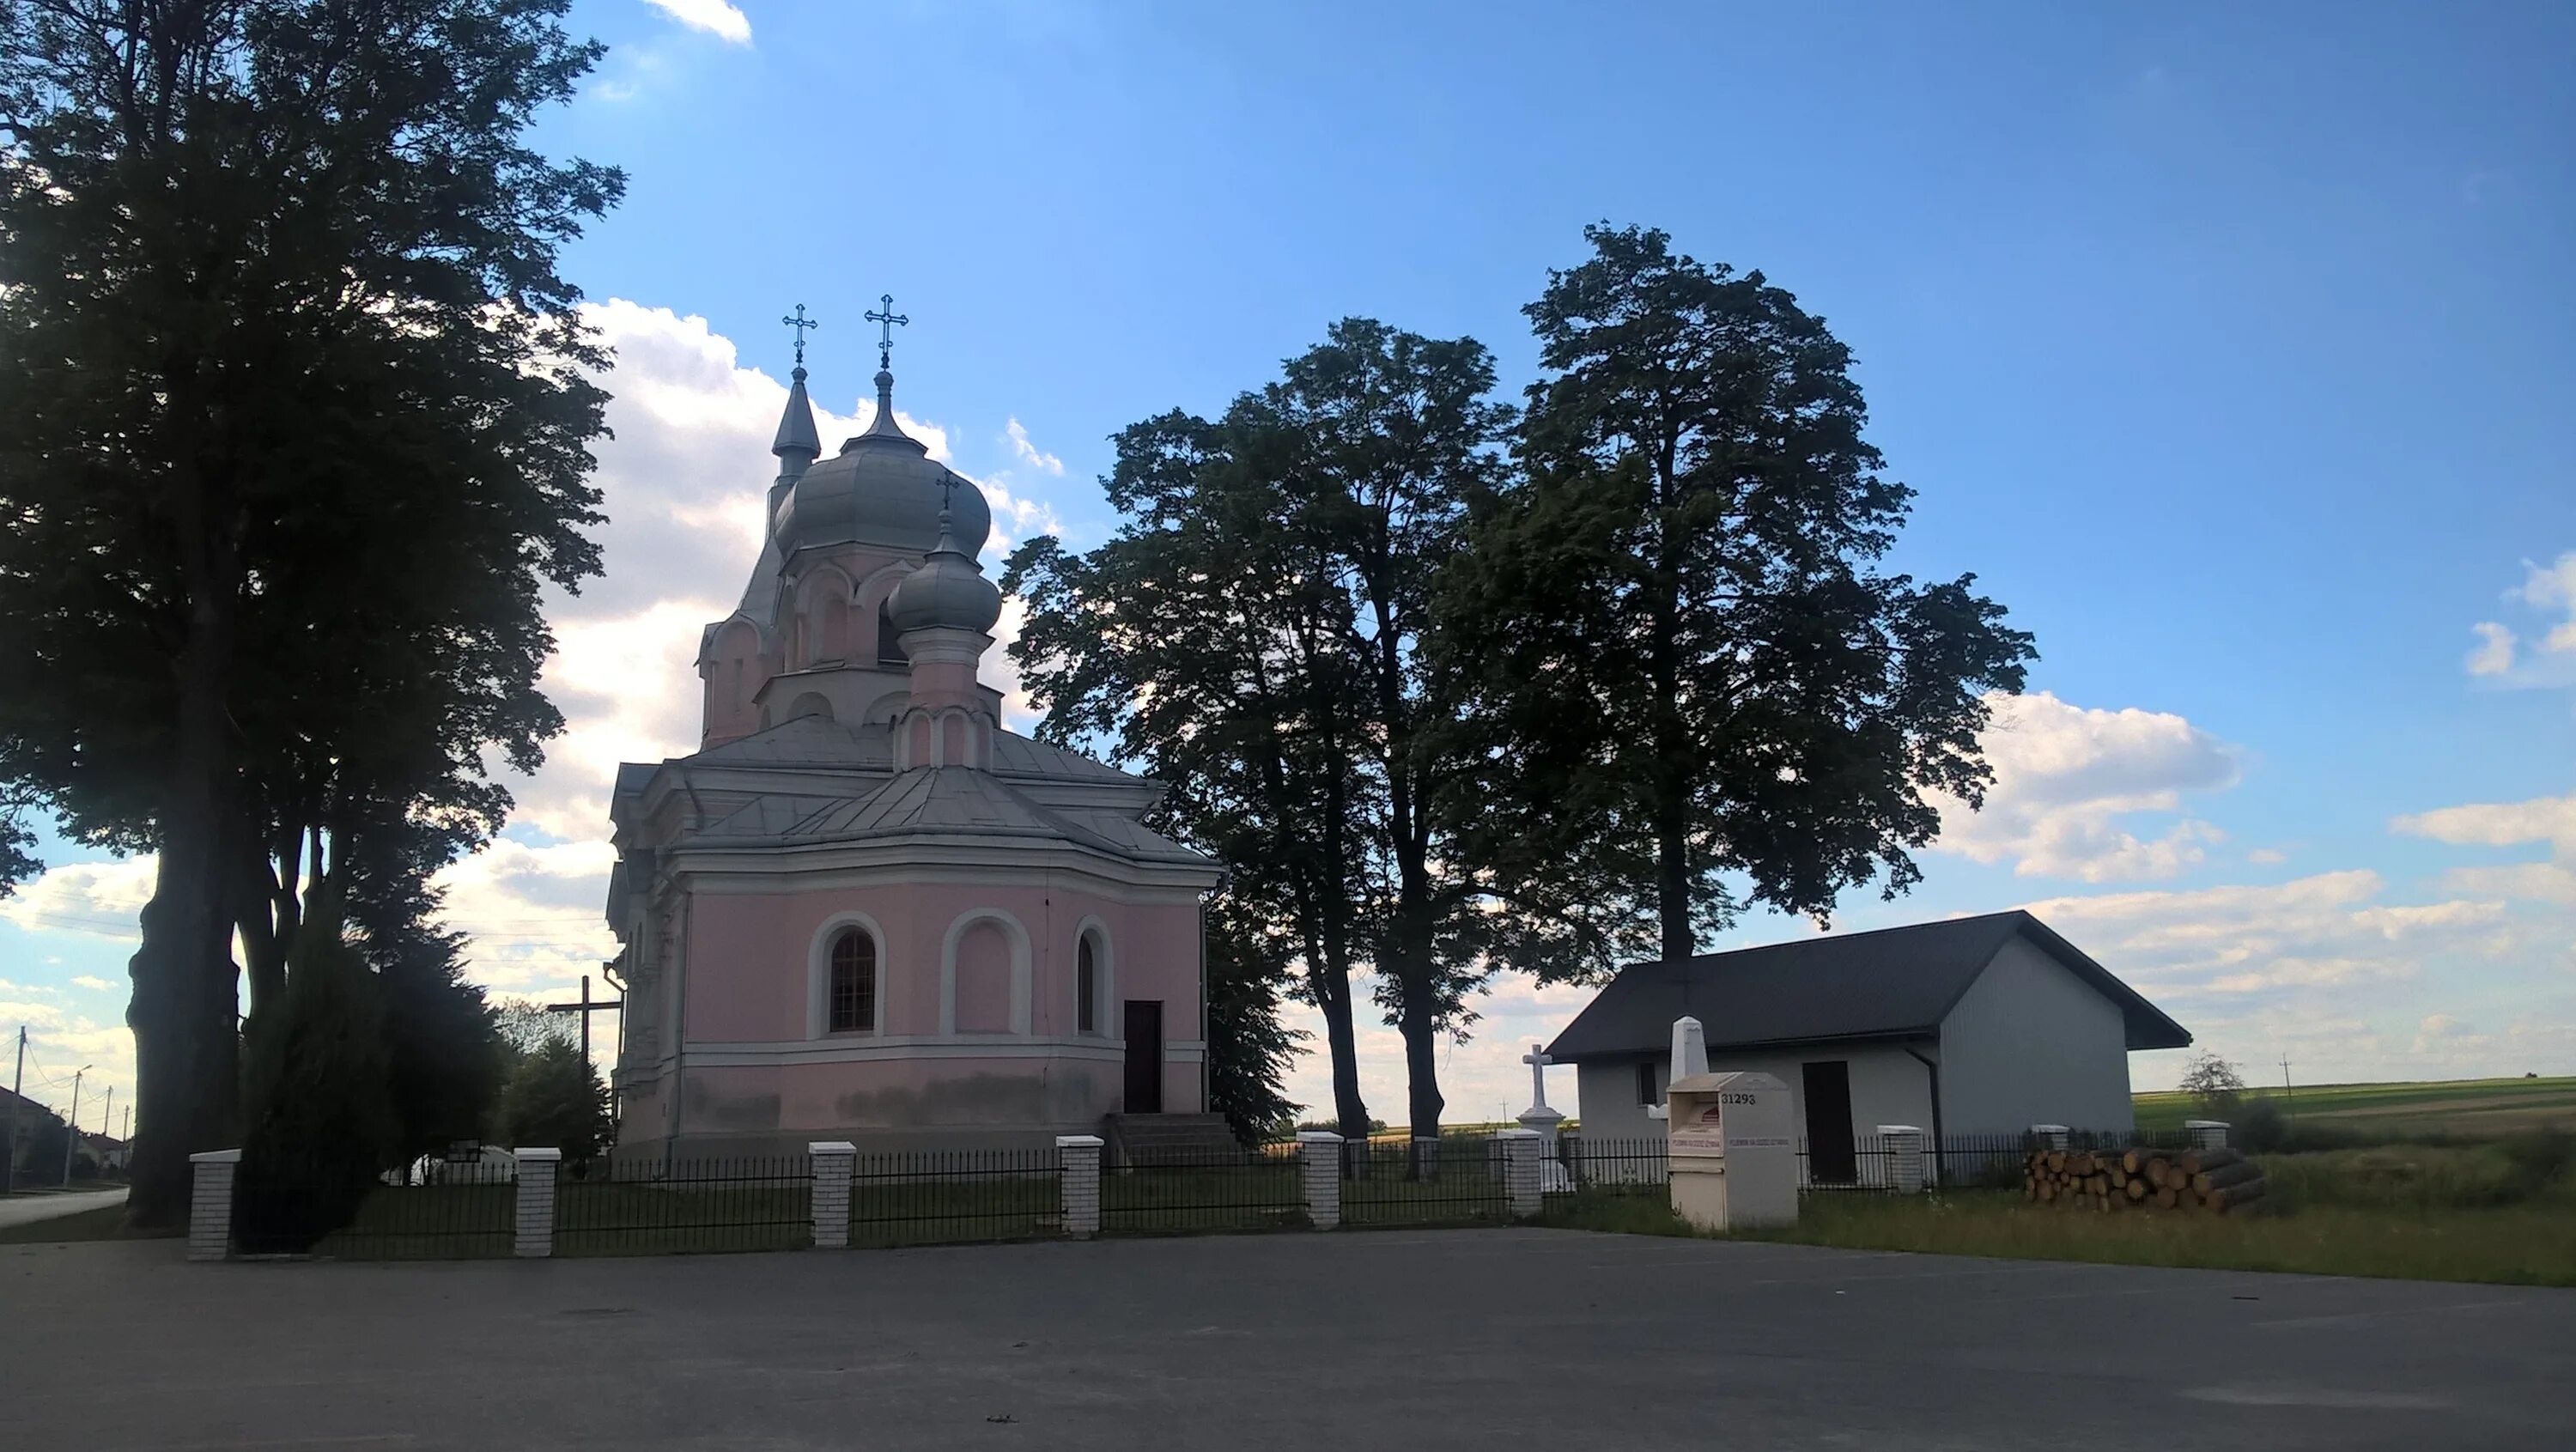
top-left (2022, 1145), bottom-right (2267, 1215)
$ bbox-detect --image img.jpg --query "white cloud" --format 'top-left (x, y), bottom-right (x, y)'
top-left (1005, 418), bottom-right (1065, 476)
top-left (642, 0), bottom-right (751, 45)
top-left (69, 975), bottom-right (115, 992)
top-left (2466, 622), bottom-right (2517, 677)
top-left (2246, 847), bottom-right (2287, 866)
top-left (2464, 552), bottom-right (2576, 686)
top-left (1933, 691), bottom-right (2239, 882)
top-left (2393, 790), bottom-right (2576, 857)
top-left (0, 858), bottom-right (157, 940)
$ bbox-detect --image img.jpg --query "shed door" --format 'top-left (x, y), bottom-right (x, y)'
top-left (1801, 1060), bottom-right (1857, 1184)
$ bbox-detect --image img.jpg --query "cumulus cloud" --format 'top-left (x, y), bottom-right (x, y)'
top-left (2464, 552), bottom-right (2576, 686)
top-left (642, 0), bottom-right (751, 45)
top-left (0, 858), bottom-right (158, 940)
top-left (2466, 622), bottom-right (2517, 677)
top-left (2394, 790), bottom-right (2576, 857)
top-left (1933, 691), bottom-right (2239, 882)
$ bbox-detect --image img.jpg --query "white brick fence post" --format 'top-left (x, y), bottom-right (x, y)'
top-left (1876, 1126), bottom-right (1926, 1194)
top-left (186, 1149), bottom-right (240, 1262)
top-left (2031, 1123), bottom-right (2071, 1153)
top-left (513, 1147), bottom-right (561, 1259)
top-left (1297, 1131), bottom-right (1343, 1230)
top-left (2184, 1120), bottom-right (2231, 1151)
top-left (1498, 1128), bottom-right (1543, 1218)
top-left (809, 1141), bottom-right (855, 1249)
top-left (1056, 1135), bottom-right (1103, 1239)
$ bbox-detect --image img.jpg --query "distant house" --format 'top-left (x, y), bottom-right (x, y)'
top-left (1544, 911), bottom-right (2190, 1178)
top-left (1, 1085), bottom-right (68, 1176)
top-left (81, 1133), bottom-right (129, 1172)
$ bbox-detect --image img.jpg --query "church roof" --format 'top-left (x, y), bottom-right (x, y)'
top-left (686, 764), bottom-right (1201, 864)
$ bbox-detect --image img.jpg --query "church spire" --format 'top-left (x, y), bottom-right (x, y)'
top-left (857, 293), bottom-right (915, 446)
top-left (771, 304), bottom-right (822, 486)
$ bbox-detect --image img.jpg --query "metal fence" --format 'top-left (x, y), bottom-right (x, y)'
top-left (554, 1155), bottom-right (811, 1256)
top-left (848, 1148), bottom-right (1061, 1248)
top-left (1340, 1139), bottom-right (1510, 1228)
top-left (234, 1163), bottom-right (517, 1259)
top-left (1100, 1142), bottom-right (1305, 1235)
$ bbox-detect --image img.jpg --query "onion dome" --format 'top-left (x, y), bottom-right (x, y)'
top-left (771, 365), bottom-right (992, 558)
top-left (887, 499), bottom-right (1004, 636)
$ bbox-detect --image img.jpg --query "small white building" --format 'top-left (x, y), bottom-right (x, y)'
top-left (1546, 911), bottom-right (2190, 1179)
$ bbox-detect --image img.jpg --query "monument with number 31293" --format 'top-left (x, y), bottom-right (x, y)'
top-left (601, 301), bottom-right (1223, 1158)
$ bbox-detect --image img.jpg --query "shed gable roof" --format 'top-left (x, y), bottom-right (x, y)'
top-left (1542, 910), bottom-right (2190, 1061)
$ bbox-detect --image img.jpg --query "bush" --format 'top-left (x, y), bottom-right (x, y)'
top-left (236, 917), bottom-right (401, 1250)
top-left (2263, 1139), bottom-right (2575, 1212)
top-left (495, 1040), bottom-right (611, 1162)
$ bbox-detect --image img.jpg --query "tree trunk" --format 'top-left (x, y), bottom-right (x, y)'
top-left (125, 587), bottom-right (241, 1227)
top-left (1398, 993), bottom-right (1443, 1146)
top-left (1312, 946), bottom-right (1370, 1144)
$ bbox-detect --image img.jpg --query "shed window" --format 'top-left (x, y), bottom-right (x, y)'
top-left (1635, 1060), bottom-right (1662, 1107)
top-left (829, 930), bottom-right (877, 1033)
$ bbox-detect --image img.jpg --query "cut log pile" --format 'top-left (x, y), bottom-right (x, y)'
top-left (2022, 1145), bottom-right (2267, 1215)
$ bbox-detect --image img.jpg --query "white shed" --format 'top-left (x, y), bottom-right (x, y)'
top-left (1544, 911), bottom-right (2190, 1179)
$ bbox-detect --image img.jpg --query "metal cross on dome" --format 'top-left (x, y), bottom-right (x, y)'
top-left (781, 303), bottom-right (819, 368)
top-left (864, 293), bottom-right (909, 369)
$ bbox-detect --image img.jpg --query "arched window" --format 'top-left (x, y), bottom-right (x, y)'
top-left (1077, 934), bottom-right (1098, 1035)
top-left (829, 929), bottom-right (877, 1033)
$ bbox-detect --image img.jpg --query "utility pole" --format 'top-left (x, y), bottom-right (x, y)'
top-left (61, 1064), bottom-right (90, 1185)
top-left (2279, 1054), bottom-right (2293, 1119)
top-left (6, 1025), bottom-right (23, 1196)
top-left (101, 1084), bottom-right (112, 1152)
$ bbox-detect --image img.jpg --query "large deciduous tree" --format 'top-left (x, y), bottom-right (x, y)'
top-left (1007, 319), bottom-right (1511, 1143)
top-left (1439, 225), bottom-right (2035, 977)
top-left (0, 0), bottom-right (621, 1224)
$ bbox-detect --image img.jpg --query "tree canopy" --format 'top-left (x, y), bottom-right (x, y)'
top-left (0, 0), bottom-right (621, 1223)
top-left (1437, 224), bottom-right (2036, 976)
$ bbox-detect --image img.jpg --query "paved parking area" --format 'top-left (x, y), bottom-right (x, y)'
top-left (5, 1227), bottom-right (2570, 1450)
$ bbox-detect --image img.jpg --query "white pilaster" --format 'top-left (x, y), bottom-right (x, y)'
top-left (1297, 1131), bottom-right (1343, 1230)
top-left (512, 1147), bottom-right (562, 1259)
top-left (809, 1141), bottom-right (856, 1249)
top-left (2031, 1123), bottom-right (2071, 1153)
top-left (186, 1149), bottom-right (241, 1263)
top-left (1498, 1129), bottom-right (1543, 1218)
top-left (1056, 1134), bottom-right (1103, 1239)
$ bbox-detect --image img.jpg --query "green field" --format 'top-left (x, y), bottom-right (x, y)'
top-left (2135, 1075), bottom-right (2576, 1140)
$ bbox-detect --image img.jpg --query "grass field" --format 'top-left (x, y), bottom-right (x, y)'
top-left (1545, 1136), bottom-right (2576, 1287)
top-left (2134, 1075), bottom-right (2576, 1139)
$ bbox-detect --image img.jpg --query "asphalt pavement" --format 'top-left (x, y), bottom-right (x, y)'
top-left (4, 1226), bottom-right (2569, 1450)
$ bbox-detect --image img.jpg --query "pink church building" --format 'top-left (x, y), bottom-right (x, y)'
top-left (603, 331), bottom-right (1221, 1157)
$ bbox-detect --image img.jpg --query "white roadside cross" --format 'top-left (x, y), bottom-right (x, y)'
top-left (1522, 1042), bottom-right (1552, 1112)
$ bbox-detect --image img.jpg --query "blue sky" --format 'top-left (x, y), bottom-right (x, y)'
top-left (4, 1), bottom-right (2570, 1131)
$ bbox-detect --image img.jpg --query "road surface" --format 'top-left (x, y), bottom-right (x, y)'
top-left (0, 1185), bottom-right (125, 1230)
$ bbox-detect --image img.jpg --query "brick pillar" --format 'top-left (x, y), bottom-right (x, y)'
top-left (513, 1147), bottom-right (561, 1259)
top-left (2031, 1123), bottom-right (2070, 1153)
top-left (1875, 1125), bottom-right (1926, 1194)
top-left (2184, 1120), bottom-right (2230, 1151)
top-left (1498, 1128), bottom-right (1543, 1218)
top-left (1056, 1135), bottom-right (1103, 1239)
top-left (186, 1149), bottom-right (241, 1262)
top-left (809, 1141), bottom-right (856, 1249)
top-left (1296, 1131), bottom-right (1343, 1229)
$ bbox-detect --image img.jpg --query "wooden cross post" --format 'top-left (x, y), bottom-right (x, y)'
top-left (544, 974), bottom-right (623, 1066)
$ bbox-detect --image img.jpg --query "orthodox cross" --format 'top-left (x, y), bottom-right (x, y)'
top-left (1522, 1042), bottom-right (1552, 1111)
top-left (545, 972), bottom-right (623, 1065)
top-left (781, 303), bottom-right (819, 369)
top-left (864, 293), bottom-right (909, 368)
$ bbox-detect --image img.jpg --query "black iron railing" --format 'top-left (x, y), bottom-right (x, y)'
top-left (847, 1148), bottom-right (1060, 1248)
top-left (1100, 1141), bottom-right (1304, 1235)
top-left (554, 1155), bottom-right (811, 1256)
top-left (1340, 1139), bottom-right (1510, 1228)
